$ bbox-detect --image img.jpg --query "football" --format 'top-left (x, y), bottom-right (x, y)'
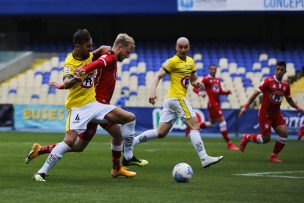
top-left (172, 163), bottom-right (193, 183)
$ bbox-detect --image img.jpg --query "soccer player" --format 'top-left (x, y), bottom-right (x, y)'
top-left (239, 61), bottom-right (304, 163)
top-left (185, 65), bottom-right (239, 150)
top-left (26, 33), bottom-right (147, 168)
top-left (132, 37), bottom-right (224, 168)
top-left (31, 30), bottom-right (137, 181)
top-left (298, 125), bottom-right (304, 141)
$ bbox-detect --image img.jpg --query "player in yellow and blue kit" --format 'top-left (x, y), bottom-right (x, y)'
top-left (133, 37), bottom-right (224, 168)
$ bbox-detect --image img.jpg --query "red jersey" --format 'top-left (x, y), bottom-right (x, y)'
top-left (194, 75), bottom-right (230, 107)
top-left (258, 75), bottom-right (290, 116)
top-left (83, 51), bottom-right (117, 104)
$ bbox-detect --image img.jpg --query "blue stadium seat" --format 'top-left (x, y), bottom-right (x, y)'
top-left (8, 89), bottom-right (17, 94)
top-left (34, 71), bottom-right (43, 76)
top-left (163, 74), bottom-right (170, 81)
top-left (129, 91), bottom-right (138, 96)
top-left (130, 72), bottom-right (137, 77)
top-left (31, 94), bottom-right (40, 99)
top-left (220, 95), bottom-right (228, 103)
top-left (48, 86), bottom-right (56, 94)
top-left (42, 72), bottom-right (51, 84)
top-left (122, 64), bottom-right (130, 72)
top-left (122, 86), bottom-right (129, 91)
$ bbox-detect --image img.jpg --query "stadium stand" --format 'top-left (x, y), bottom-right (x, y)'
top-left (0, 42), bottom-right (303, 109)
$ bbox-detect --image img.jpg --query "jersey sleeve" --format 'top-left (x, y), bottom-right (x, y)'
top-left (257, 78), bottom-right (268, 92)
top-left (162, 58), bottom-right (174, 73)
top-left (83, 53), bottom-right (116, 73)
top-left (62, 63), bottom-right (75, 80)
top-left (202, 77), bottom-right (209, 86)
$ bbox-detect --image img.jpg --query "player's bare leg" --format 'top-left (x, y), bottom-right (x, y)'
top-left (270, 125), bottom-right (288, 163)
top-left (185, 121), bottom-right (212, 137)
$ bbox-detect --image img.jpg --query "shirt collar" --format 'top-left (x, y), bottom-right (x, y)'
top-left (274, 75), bottom-right (282, 83)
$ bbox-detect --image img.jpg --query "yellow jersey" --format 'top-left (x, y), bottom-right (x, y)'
top-left (162, 55), bottom-right (195, 99)
top-left (63, 53), bottom-right (96, 109)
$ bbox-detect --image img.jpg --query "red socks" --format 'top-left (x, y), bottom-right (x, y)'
top-left (221, 130), bottom-right (231, 143)
top-left (38, 144), bottom-right (57, 155)
top-left (112, 150), bottom-right (121, 170)
top-left (245, 134), bottom-right (262, 143)
top-left (272, 139), bottom-right (286, 155)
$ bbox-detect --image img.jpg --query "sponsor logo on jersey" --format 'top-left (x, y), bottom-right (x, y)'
top-left (64, 66), bottom-right (71, 73)
top-left (181, 76), bottom-right (190, 89)
top-left (270, 91), bottom-right (283, 104)
top-left (265, 124), bottom-right (269, 129)
top-left (81, 73), bottom-right (94, 88)
top-left (212, 84), bottom-right (220, 93)
top-left (163, 60), bottom-right (169, 67)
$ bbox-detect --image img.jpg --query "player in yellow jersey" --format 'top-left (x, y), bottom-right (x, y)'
top-left (32, 29), bottom-right (136, 181)
top-left (133, 37), bottom-right (224, 168)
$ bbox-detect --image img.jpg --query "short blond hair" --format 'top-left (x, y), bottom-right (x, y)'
top-left (113, 33), bottom-right (135, 49)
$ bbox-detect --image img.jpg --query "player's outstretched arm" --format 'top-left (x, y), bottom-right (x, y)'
top-left (286, 96), bottom-right (304, 113)
top-left (149, 68), bottom-right (166, 105)
top-left (190, 72), bottom-right (204, 89)
top-left (239, 90), bottom-right (260, 116)
top-left (49, 81), bottom-right (65, 90)
top-left (219, 86), bottom-right (231, 95)
top-left (63, 74), bottom-right (82, 89)
top-left (192, 87), bottom-right (206, 97)
top-left (218, 80), bottom-right (231, 95)
top-left (77, 54), bottom-right (116, 74)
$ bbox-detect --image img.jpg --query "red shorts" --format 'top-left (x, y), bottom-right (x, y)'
top-left (207, 104), bottom-right (223, 120)
top-left (258, 112), bottom-right (286, 135)
top-left (78, 121), bottom-right (114, 141)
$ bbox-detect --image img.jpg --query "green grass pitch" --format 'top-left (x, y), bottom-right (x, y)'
top-left (0, 131), bottom-right (304, 203)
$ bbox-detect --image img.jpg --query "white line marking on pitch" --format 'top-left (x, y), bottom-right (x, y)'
top-left (235, 171), bottom-right (304, 179)
top-left (146, 149), bottom-right (157, 152)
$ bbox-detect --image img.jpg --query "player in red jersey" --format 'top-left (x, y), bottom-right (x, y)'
top-left (26, 33), bottom-right (147, 181)
top-left (185, 65), bottom-right (239, 150)
top-left (298, 125), bottom-right (304, 141)
top-left (239, 61), bottom-right (304, 163)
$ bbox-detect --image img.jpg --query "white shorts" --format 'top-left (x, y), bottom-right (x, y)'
top-left (159, 98), bottom-right (196, 124)
top-left (66, 102), bottom-right (116, 132)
